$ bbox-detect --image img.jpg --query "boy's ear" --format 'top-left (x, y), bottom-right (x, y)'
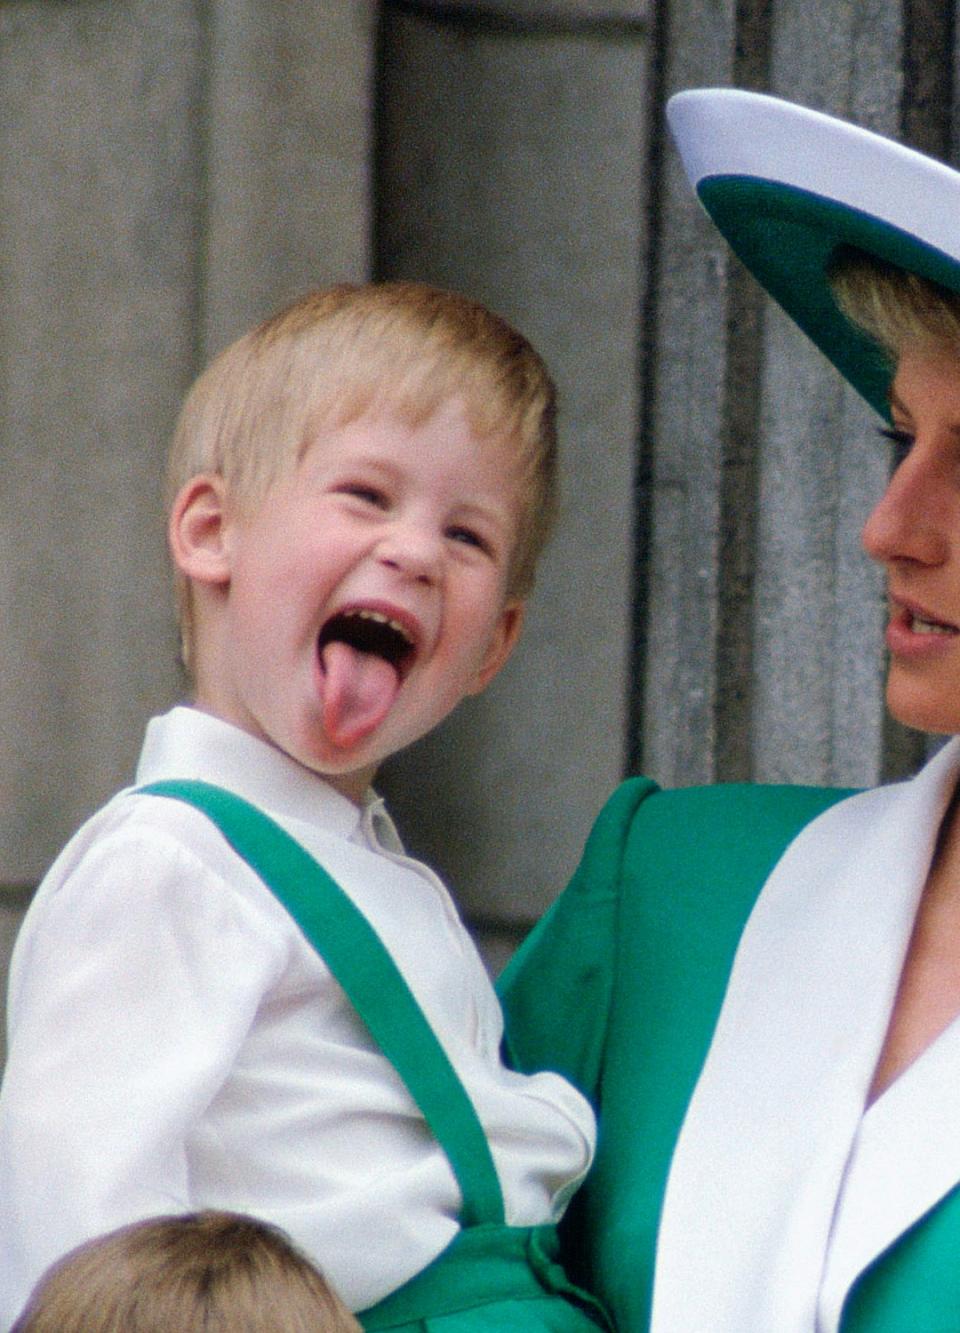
top-left (168, 475), bottom-right (233, 587)
top-left (469, 600), bottom-right (526, 695)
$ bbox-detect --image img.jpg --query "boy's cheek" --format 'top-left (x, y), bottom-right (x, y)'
top-left (469, 601), bottom-right (526, 695)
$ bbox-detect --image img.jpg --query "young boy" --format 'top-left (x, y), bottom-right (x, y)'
top-left (0, 283), bottom-right (606, 1330)
top-left (12, 1210), bottom-right (361, 1332)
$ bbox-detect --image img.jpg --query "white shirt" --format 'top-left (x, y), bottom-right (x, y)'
top-left (652, 737), bottom-right (960, 1332)
top-left (0, 707), bottom-right (594, 1322)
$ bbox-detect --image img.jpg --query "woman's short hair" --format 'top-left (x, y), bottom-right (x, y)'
top-left (828, 243), bottom-right (960, 362)
top-left (11, 1210), bottom-right (361, 1333)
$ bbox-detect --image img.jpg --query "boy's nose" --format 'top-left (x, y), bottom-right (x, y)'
top-left (375, 523), bottom-right (443, 584)
top-left (861, 451), bottom-right (949, 568)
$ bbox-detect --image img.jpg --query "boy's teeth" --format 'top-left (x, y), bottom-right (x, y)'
top-left (344, 609), bottom-right (411, 641)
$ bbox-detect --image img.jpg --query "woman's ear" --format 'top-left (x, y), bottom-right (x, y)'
top-left (168, 475), bottom-right (232, 587)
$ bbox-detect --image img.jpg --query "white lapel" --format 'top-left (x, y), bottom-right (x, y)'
top-left (650, 739), bottom-right (960, 1333)
top-left (818, 1015), bottom-right (960, 1330)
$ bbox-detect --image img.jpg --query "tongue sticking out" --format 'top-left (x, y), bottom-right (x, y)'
top-left (320, 641), bottom-right (402, 748)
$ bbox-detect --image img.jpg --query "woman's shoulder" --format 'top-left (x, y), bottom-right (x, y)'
top-left (619, 776), bottom-right (854, 839)
top-left (606, 778), bottom-right (854, 906)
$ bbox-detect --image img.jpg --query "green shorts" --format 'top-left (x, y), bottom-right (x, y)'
top-left (360, 1224), bottom-right (609, 1332)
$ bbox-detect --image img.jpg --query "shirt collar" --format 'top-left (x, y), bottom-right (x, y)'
top-left (135, 706), bottom-right (367, 843)
top-left (358, 796), bottom-right (406, 856)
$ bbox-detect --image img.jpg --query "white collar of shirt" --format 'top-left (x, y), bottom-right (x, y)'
top-left (651, 737), bottom-right (960, 1333)
top-left (135, 705), bottom-right (403, 856)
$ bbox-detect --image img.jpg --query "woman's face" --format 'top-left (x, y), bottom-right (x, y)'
top-left (862, 343), bottom-right (960, 733)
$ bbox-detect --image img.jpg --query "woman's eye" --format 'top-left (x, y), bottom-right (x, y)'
top-left (878, 427), bottom-right (913, 469)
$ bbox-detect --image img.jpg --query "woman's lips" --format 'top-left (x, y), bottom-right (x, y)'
top-left (886, 598), bottom-right (960, 657)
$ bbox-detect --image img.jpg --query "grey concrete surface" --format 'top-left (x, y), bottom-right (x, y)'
top-left (0, 889), bottom-right (32, 1070)
top-left (0, 1), bottom-right (197, 881)
top-left (202, 0), bottom-right (376, 356)
top-left (751, 0), bottom-right (905, 786)
top-left (635, 0), bottom-right (741, 788)
top-left (407, 1), bottom-right (649, 20)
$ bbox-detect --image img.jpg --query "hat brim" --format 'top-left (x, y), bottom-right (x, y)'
top-left (667, 89), bottom-right (960, 419)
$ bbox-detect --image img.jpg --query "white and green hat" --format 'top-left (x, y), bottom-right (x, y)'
top-left (667, 87), bottom-right (960, 419)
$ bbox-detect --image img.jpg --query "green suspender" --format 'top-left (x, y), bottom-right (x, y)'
top-left (139, 779), bottom-right (505, 1228)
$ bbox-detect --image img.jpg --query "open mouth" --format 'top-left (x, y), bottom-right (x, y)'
top-left (911, 617), bottom-right (956, 636)
top-left (318, 608), bottom-right (417, 677)
top-left (907, 611), bottom-right (958, 636)
top-left (316, 608), bottom-right (419, 749)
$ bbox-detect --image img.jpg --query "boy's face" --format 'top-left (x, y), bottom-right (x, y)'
top-left (177, 399), bottom-right (526, 802)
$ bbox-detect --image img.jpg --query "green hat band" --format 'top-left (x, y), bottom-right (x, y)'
top-left (698, 175), bottom-right (960, 419)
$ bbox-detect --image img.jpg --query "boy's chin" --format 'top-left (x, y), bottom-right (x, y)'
top-left (295, 741), bottom-right (381, 804)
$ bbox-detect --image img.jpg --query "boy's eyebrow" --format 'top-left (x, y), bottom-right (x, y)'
top-left (316, 448), bottom-right (396, 471)
top-left (456, 494), bottom-right (516, 524)
top-left (319, 451), bottom-right (517, 510)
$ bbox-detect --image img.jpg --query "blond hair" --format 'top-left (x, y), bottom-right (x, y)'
top-left (168, 281), bottom-right (558, 665)
top-left (12, 1211), bottom-right (361, 1333)
top-left (829, 244), bottom-right (960, 361)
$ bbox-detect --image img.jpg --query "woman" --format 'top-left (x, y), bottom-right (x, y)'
top-left (501, 90), bottom-right (960, 1332)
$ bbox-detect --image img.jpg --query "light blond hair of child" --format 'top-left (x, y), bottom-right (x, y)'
top-left (829, 243), bottom-right (960, 362)
top-left (167, 280), bottom-right (559, 669)
top-left (11, 1210), bottom-right (361, 1333)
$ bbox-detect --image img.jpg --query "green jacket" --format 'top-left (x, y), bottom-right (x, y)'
top-left (500, 776), bottom-right (960, 1332)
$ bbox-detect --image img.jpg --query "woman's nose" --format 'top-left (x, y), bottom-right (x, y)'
top-left (861, 449), bottom-right (949, 567)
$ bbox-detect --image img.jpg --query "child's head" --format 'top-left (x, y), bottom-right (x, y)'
top-left (166, 282), bottom-right (558, 799)
top-left (168, 281), bottom-right (558, 668)
top-left (12, 1210), bottom-right (361, 1332)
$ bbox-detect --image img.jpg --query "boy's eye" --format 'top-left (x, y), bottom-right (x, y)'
top-left (446, 525), bottom-right (488, 552)
top-left (878, 426), bottom-right (914, 470)
top-left (339, 484), bottom-right (386, 506)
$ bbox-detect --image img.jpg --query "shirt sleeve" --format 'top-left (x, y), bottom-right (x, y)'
top-left (0, 816), bottom-right (286, 1323)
